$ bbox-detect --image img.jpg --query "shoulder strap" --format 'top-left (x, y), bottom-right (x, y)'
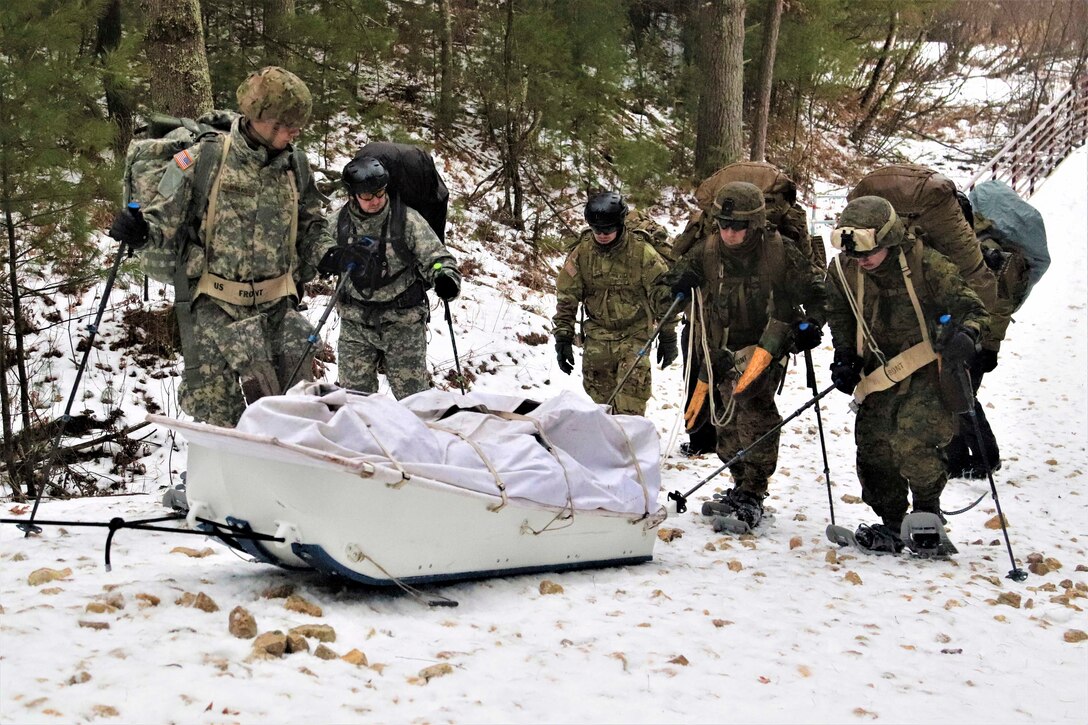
top-left (385, 194), bottom-right (415, 267)
top-left (336, 204), bottom-right (353, 247)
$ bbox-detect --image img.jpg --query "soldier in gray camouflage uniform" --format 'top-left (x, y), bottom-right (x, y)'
top-left (316, 156), bottom-right (460, 397)
top-left (826, 196), bottom-right (989, 552)
top-left (109, 66), bottom-right (326, 427)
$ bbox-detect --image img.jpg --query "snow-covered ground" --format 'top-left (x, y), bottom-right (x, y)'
top-left (2, 145), bottom-right (1086, 723)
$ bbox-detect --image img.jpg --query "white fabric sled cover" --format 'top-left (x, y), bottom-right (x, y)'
top-left (235, 385), bottom-right (660, 515)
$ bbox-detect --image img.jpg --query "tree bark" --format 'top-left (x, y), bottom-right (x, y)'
top-left (95, 0), bottom-right (135, 156)
top-left (858, 10), bottom-right (899, 113)
top-left (143, 0), bottom-right (213, 118)
top-left (436, 0), bottom-right (456, 134)
top-left (694, 0), bottom-right (746, 179)
top-left (749, 0), bottom-right (783, 162)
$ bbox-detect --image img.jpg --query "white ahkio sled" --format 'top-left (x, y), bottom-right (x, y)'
top-left (149, 385), bottom-right (666, 587)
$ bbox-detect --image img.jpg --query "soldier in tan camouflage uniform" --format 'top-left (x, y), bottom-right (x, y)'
top-left (315, 156), bottom-right (460, 397)
top-left (667, 182), bottom-right (827, 529)
top-left (552, 191), bottom-right (677, 416)
top-left (109, 66), bottom-right (326, 427)
top-left (825, 196), bottom-right (989, 552)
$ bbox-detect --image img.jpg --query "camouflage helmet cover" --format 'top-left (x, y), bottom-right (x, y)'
top-left (833, 195), bottom-right (906, 254)
top-left (713, 181), bottom-right (767, 229)
top-left (236, 66), bottom-right (312, 127)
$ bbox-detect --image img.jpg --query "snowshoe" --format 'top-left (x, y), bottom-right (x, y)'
top-left (162, 474), bottom-right (189, 513)
top-left (825, 522), bottom-right (903, 555)
top-left (704, 489), bottom-right (764, 534)
top-left (900, 512), bottom-right (958, 558)
top-left (961, 460), bottom-right (1001, 480)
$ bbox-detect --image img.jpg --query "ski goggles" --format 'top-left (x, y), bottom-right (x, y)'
top-left (831, 226), bottom-right (879, 256)
top-left (355, 188), bottom-right (387, 202)
top-left (716, 219), bottom-right (750, 232)
top-left (589, 224), bottom-right (619, 235)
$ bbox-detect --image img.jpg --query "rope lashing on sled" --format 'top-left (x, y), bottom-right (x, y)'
top-left (493, 410), bottom-right (576, 534)
top-left (350, 545), bottom-right (458, 608)
top-left (603, 414), bottom-right (652, 514)
top-left (353, 409), bottom-right (411, 486)
top-left (426, 422), bottom-right (509, 512)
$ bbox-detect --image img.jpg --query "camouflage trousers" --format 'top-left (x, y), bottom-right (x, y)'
top-left (581, 334), bottom-right (651, 416)
top-left (854, 371), bottom-right (956, 528)
top-left (178, 296), bottom-right (313, 427)
top-left (713, 365), bottom-right (784, 497)
top-left (337, 302), bottom-right (430, 399)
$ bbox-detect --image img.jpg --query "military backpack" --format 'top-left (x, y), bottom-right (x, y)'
top-left (122, 110), bottom-right (312, 287)
top-left (968, 179), bottom-right (1050, 312)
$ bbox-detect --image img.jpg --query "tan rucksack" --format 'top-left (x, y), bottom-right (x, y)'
top-left (848, 164), bottom-right (997, 315)
top-left (675, 161), bottom-right (818, 267)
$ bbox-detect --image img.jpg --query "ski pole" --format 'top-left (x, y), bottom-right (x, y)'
top-left (443, 298), bottom-right (466, 395)
top-left (801, 326), bottom-right (836, 526)
top-left (605, 293), bottom-right (685, 408)
top-left (667, 383), bottom-right (835, 513)
top-left (936, 314), bottom-right (1026, 581)
top-left (20, 204), bottom-right (142, 536)
top-left (285, 262), bottom-right (356, 390)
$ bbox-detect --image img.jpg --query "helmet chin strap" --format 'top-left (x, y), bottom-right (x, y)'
top-left (241, 118), bottom-right (280, 152)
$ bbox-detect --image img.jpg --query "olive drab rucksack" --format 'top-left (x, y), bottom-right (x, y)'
top-left (122, 110), bottom-right (312, 286)
top-left (355, 141), bottom-right (449, 242)
top-left (674, 161), bottom-right (820, 268)
top-left (848, 164), bottom-right (998, 316)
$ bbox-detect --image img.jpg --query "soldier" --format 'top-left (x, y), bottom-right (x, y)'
top-left (315, 156), bottom-right (460, 397)
top-left (668, 182), bottom-right (827, 530)
top-left (552, 191), bottom-right (677, 416)
top-left (108, 66), bottom-right (326, 427)
top-left (825, 196), bottom-right (989, 553)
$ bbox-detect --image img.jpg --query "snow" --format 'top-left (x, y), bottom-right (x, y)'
top-left (3, 141), bottom-right (1087, 723)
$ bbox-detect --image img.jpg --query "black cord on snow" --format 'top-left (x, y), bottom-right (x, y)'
top-left (0, 514), bottom-right (284, 572)
top-left (941, 489), bottom-right (988, 517)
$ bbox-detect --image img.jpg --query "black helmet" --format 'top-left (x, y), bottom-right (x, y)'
top-left (342, 156), bottom-right (389, 196)
top-left (585, 191), bottom-right (628, 232)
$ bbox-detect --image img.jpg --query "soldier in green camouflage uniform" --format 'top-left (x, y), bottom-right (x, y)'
top-left (667, 182), bottom-right (827, 528)
top-left (826, 196), bottom-right (989, 550)
top-left (109, 66), bottom-right (326, 427)
top-left (552, 192), bottom-right (677, 416)
top-left (316, 156), bottom-right (460, 398)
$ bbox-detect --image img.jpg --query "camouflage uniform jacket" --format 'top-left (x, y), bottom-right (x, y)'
top-left (668, 227), bottom-right (827, 354)
top-left (553, 231), bottom-right (675, 344)
top-left (142, 118), bottom-right (325, 312)
top-left (318, 198), bottom-right (456, 307)
top-left (826, 240), bottom-right (989, 377)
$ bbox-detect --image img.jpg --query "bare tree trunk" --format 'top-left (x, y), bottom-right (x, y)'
top-left (858, 10), bottom-right (899, 113)
top-left (749, 0), bottom-right (783, 162)
top-left (263, 0), bottom-right (295, 67)
top-left (436, 0), bottom-right (456, 134)
top-left (95, 0), bottom-right (135, 156)
top-left (0, 308), bottom-right (21, 499)
top-left (143, 0), bottom-right (213, 117)
top-left (694, 0), bottom-right (746, 178)
top-left (852, 29), bottom-right (925, 147)
top-left (500, 0), bottom-right (524, 228)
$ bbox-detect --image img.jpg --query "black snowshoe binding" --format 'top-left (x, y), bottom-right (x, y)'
top-left (900, 512), bottom-right (958, 558)
top-left (826, 521), bottom-right (903, 555)
top-left (679, 442), bottom-right (714, 458)
top-left (855, 523), bottom-right (904, 554)
top-left (701, 489), bottom-right (764, 534)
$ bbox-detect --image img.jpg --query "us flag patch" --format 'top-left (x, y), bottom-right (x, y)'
top-left (173, 149), bottom-right (195, 171)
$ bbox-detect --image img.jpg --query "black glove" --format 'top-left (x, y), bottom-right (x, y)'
top-left (670, 269), bottom-right (701, 298)
top-left (555, 340), bottom-right (575, 375)
top-left (941, 326), bottom-right (979, 366)
top-left (657, 331), bottom-right (678, 369)
top-left (976, 348), bottom-right (998, 374)
top-left (434, 268), bottom-right (461, 301)
top-left (792, 319), bottom-right (823, 352)
top-left (316, 247), bottom-right (344, 277)
top-left (341, 240), bottom-right (377, 277)
top-left (830, 348), bottom-right (863, 395)
top-left (108, 206), bottom-right (149, 250)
